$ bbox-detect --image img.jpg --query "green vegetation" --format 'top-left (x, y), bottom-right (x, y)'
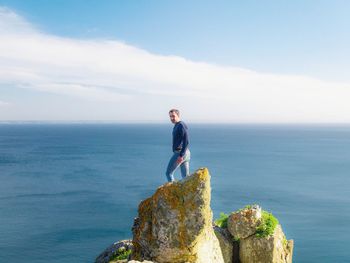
top-left (109, 247), bottom-right (132, 261)
top-left (283, 236), bottom-right (288, 247)
top-left (255, 210), bottom-right (279, 238)
top-left (214, 212), bottom-right (229, 228)
top-left (214, 206), bottom-right (279, 239)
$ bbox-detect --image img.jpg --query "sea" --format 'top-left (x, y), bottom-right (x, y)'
top-left (0, 123), bottom-right (349, 263)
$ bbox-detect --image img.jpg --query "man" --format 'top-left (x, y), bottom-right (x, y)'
top-left (166, 109), bottom-right (191, 182)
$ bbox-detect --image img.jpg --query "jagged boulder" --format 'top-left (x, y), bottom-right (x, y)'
top-left (213, 226), bottom-right (234, 263)
top-left (227, 205), bottom-right (262, 239)
top-left (214, 205), bottom-right (294, 263)
top-left (131, 168), bottom-right (224, 263)
top-left (239, 224), bottom-right (294, 263)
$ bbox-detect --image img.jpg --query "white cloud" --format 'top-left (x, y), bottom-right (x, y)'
top-left (0, 100), bottom-right (10, 106)
top-left (1, 7), bottom-right (350, 122)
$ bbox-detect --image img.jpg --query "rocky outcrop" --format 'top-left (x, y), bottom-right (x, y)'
top-left (96, 168), bottom-right (294, 263)
top-left (131, 168), bottom-right (224, 263)
top-left (240, 224), bottom-right (293, 263)
top-left (219, 205), bottom-right (294, 263)
top-left (227, 204), bottom-right (262, 239)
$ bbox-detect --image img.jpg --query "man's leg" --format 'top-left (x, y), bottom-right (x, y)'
top-left (166, 152), bottom-right (180, 182)
top-left (180, 161), bottom-right (189, 179)
top-left (180, 150), bottom-right (190, 179)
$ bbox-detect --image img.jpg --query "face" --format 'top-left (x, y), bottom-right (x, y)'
top-left (169, 111), bottom-right (180, 124)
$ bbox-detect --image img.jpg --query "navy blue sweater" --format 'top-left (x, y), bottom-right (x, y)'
top-left (172, 121), bottom-right (189, 157)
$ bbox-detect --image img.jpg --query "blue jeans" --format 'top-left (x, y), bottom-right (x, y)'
top-left (166, 149), bottom-right (191, 182)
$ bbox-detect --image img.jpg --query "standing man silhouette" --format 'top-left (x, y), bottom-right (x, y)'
top-left (166, 109), bottom-right (191, 182)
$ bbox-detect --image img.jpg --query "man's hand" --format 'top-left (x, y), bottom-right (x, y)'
top-left (176, 156), bottom-right (184, 164)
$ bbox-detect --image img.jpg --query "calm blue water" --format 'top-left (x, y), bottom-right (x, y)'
top-left (0, 124), bottom-right (349, 263)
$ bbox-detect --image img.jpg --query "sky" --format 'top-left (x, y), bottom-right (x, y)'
top-left (0, 0), bottom-right (350, 123)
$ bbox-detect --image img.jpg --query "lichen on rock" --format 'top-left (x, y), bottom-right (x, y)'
top-left (239, 224), bottom-right (294, 263)
top-left (227, 204), bottom-right (262, 240)
top-left (131, 168), bottom-right (224, 263)
top-left (97, 168), bottom-right (294, 263)
top-left (216, 205), bottom-right (294, 263)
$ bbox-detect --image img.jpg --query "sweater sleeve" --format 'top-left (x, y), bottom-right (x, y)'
top-left (179, 125), bottom-right (189, 157)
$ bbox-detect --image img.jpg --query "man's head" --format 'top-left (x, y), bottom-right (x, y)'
top-left (169, 109), bottom-right (180, 124)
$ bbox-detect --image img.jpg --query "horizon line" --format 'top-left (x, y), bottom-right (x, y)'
top-left (2, 120), bottom-right (350, 126)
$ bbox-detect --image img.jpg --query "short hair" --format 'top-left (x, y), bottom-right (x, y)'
top-left (169, 109), bottom-right (180, 116)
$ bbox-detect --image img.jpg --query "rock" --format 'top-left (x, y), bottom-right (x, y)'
top-left (95, 239), bottom-right (133, 263)
top-left (227, 205), bottom-right (262, 239)
top-left (239, 224), bottom-right (294, 263)
top-left (213, 226), bottom-right (234, 263)
top-left (131, 168), bottom-right (224, 263)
